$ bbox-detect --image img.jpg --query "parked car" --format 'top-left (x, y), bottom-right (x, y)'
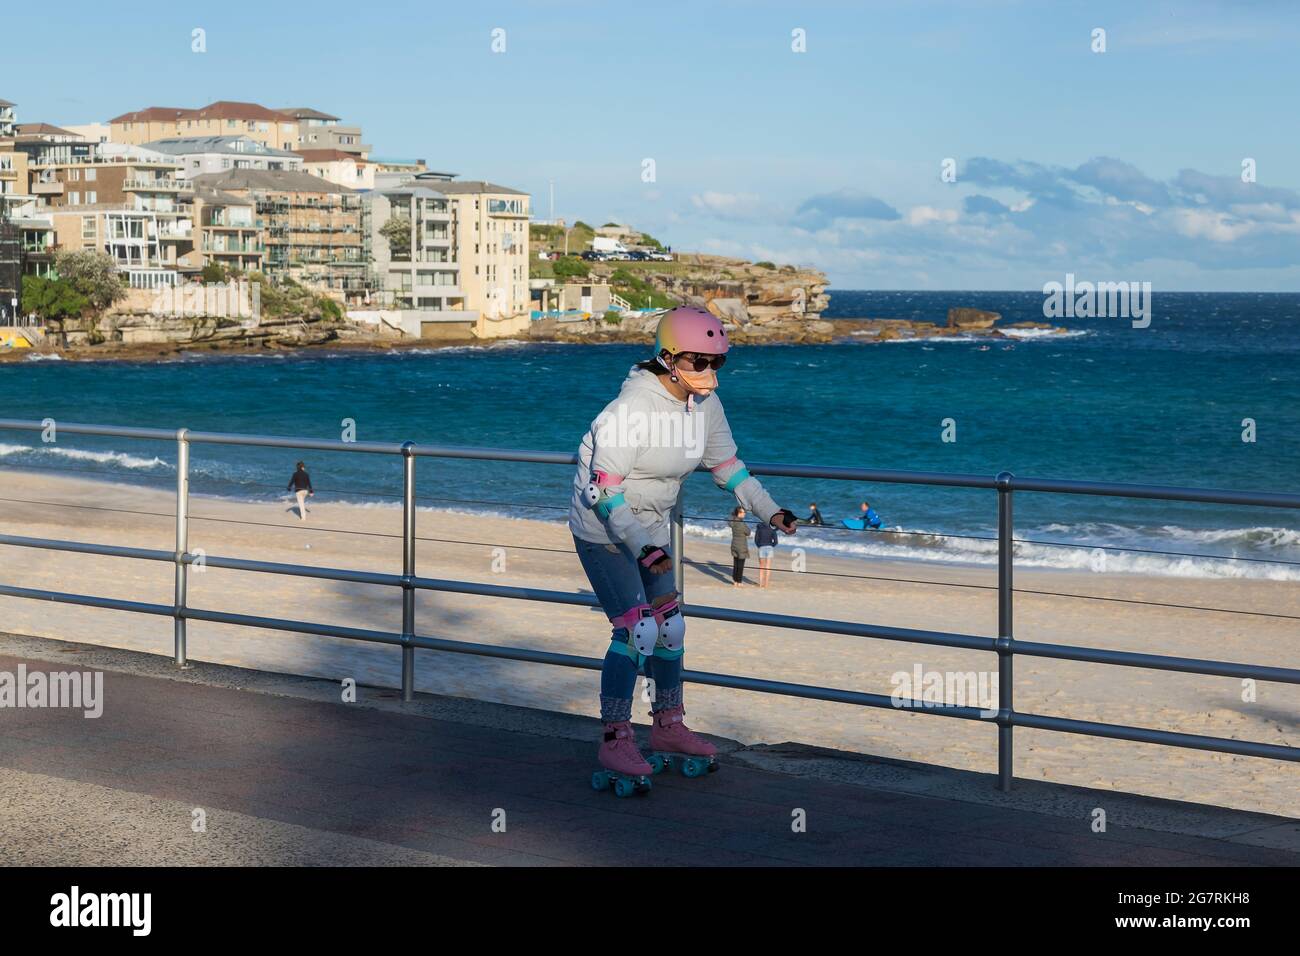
top-left (648, 251), bottom-right (674, 261)
top-left (581, 251), bottom-right (604, 261)
top-left (628, 250), bottom-right (650, 261)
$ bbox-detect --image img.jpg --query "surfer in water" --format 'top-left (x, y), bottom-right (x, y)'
top-left (858, 501), bottom-right (884, 529)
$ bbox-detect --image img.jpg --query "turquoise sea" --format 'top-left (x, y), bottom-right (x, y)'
top-left (1, 290), bottom-right (1298, 579)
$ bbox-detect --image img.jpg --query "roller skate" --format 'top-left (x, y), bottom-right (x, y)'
top-left (647, 705), bottom-right (719, 779)
top-left (590, 721), bottom-right (654, 797)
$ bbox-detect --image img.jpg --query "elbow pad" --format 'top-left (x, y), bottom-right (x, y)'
top-left (708, 456), bottom-right (751, 492)
top-left (583, 469), bottom-right (627, 519)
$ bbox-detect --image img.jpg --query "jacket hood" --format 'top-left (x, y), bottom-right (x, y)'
top-left (619, 366), bottom-right (684, 406)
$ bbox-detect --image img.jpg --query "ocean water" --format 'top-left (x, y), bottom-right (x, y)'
top-left (1, 290), bottom-right (1297, 579)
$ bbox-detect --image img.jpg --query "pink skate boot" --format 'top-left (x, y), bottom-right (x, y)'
top-left (648, 706), bottom-right (719, 778)
top-left (591, 721), bottom-right (654, 797)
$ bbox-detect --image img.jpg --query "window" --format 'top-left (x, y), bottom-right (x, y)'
top-left (69, 191), bottom-right (80, 204)
top-left (86, 191), bottom-right (97, 204)
top-left (68, 168), bottom-right (79, 181)
top-left (85, 168), bottom-right (96, 181)
top-left (82, 216), bottom-right (96, 239)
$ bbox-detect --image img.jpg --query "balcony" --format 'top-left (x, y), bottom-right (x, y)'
top-left (202, 242), bottom-right (265, 254)
top-left (124, 178), bottom-right (193, 193)
top-left (32, 181), bottom-right (64, 195)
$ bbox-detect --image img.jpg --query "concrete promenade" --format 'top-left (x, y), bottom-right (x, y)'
top-left (1, 632), bottom-right (1296, 867)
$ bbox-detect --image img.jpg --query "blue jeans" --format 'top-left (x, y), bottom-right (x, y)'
top-left (573, 533), bottom-right (682, 721)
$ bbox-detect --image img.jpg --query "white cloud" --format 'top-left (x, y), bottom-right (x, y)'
top-left (906, 205), bottom-right (959, 227)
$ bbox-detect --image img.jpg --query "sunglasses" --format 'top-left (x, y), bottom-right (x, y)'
top-left (673, 352), bottom-right (727, 372)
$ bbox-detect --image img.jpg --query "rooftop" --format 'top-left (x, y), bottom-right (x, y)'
top-left (294, 148), bottom-right (370, 163)
top-left (110, 101), bottom-right (295, 124)
top-left (192, 168), bottom-right (356, 194)
top-left (276, 107), bottom-right (341, 122)
top-left (414, 177), bottom-right (527, 196)
top-left (14, 123), bottom-right (78, 137)
top-left (143, 135), bottom-right (300, 158)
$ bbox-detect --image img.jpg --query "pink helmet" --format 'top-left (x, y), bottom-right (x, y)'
top-left (654, 307), bottom-right (729, 358)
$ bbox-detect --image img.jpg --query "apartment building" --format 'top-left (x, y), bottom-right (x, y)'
top-left (0, 138), bottom-right (31, 210)
top-left (418, 175), bottom-right (530, 319)
top-left (0, 99), bottom-right (15, 138)
top-left (192, 169), bottom-right (365, 301)
top-left (193, 186), bottom-right (263, 273)
top-left (371, 171), bottom-right (531, 318)
top-left (295, 149), bottom-right (376, 191)
top-left (21, 145), bottom-right (196, 288)
top-left (277, 108), bottom-right (371, 158)
top-left (46, 204), bottom-right (197, 289)
top-left (362, 183), bottom-right (462, 313)
top-left (109, 102), bottom-right (300, 152)
top-left (141, 136), bottom-right (303, 179)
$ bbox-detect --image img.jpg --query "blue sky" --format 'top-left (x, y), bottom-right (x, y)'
top-left (8, 0), bottom-right (1300, 290)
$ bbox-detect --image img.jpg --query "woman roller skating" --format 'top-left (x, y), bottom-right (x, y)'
top-left (570, 307), bottom-right (798, 795)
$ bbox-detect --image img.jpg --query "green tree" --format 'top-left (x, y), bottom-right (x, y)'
top-left (21, 275), bottom-right (89, 343)
top-left (316, 296), bottom-right (344, 320)
top-left (553, 257), bottom-right (590, 279)
top-left (380, 217), bottom-right (412, 259)
top-left (201, 262), bottom-right (228, 284)
top-left (53, 249), bottom-right (126, 312)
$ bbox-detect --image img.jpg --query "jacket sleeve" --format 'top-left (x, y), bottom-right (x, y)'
top-left (585, 413), bottom-right (654, 555)
top-left (702, 397), bottom-right (780, 525)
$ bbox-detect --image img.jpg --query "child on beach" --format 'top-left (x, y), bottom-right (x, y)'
top-left (568, 307), bottom-right (797, 782)
top-left (729, 506), bottom-right (751, 587)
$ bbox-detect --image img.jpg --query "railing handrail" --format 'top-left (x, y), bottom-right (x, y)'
top-left (0, 417), bottom-right (1297, 797)
top-left (1, 418), bottom-right (1296, 510)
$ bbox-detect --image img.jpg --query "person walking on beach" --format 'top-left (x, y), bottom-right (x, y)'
top-left (729, 506), bottom-right (751, 587)
top-left (287, 461), bottom-right (314, 521)
top-left (754, 516), bottom-right (778, 588)
top-left (805, 502), bottom-right (825, 526)
top-left (569, 306), bottom-right (797, 784)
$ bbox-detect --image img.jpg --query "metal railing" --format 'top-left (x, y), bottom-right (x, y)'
top-left (0, 417), bottom-right (1297, 793)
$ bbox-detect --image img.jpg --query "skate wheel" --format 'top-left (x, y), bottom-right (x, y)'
top-left (591, 770), bottom-right (612, 791)
top-left (614, 777), bottom-right (635, 798)
top-left (682, 758), bottom-right (706, 778)
top-left (647, 754), bottom-right (669, 774)
top-left (706, 759), bottom-right (719, 774)
top-left (633, 779), bottom-right (652, 796)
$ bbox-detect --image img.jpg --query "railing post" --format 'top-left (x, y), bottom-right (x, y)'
top-left (174, 428), bottom-right (190, 668)
top-left (672, 485), bottom-right (685, 600)
top-left (995, 470), bottom-right (1015, 791)
top-left (400, 441), bottom-right (417, 702)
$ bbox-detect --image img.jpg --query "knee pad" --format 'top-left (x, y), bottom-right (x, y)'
top-left (611, 604), bottom-right (658, 657)
top-left (654, 598), bottom-right (684, 651)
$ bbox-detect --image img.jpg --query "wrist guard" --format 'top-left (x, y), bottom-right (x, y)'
top-left (638, 545), bottom-right (669, 568)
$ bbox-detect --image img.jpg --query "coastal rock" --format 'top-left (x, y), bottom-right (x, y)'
top-left (706, 297), bottom-right (750, 326)
top-left (947, 308), bottom-right (1000, 329)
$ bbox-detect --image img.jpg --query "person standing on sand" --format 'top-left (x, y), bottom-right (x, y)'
top-left (287, 461), bottom-right (314, 521)
top-left (754, 516), bottom-right (777, 588)
top-left (729, 507), bottom-right (751, 586)
top-left (569, 307), bottom-right (797, 784)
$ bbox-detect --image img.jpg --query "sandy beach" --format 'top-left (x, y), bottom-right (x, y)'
top-left (0, 469), bottom-right (1295, 818)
